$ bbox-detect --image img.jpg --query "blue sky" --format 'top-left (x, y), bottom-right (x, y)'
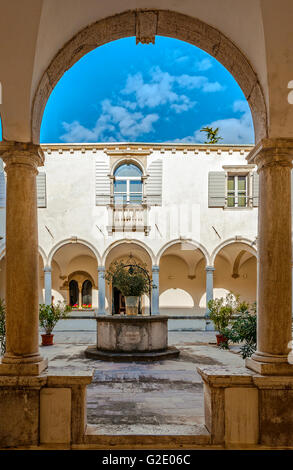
top-left (40, 37), bottom-right (254, 145)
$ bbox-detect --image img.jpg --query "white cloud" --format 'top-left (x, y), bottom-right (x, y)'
top-left (60, 99), bottom-right (159, 142)
top-left (196, 58), bottom-right (213, 71)
top-left (173, 100), bottom-right (254, 144)
top-left (122, 67), bottom-right (223, 113)
top-left (60, 67), bottom-right (225, 142)
top-left (202, 81), bottom-right (223, 93)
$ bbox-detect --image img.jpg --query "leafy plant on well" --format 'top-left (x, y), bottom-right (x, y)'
top-left (222, 302), bottom-right (257, 359)
top-left (0, 298), bottom-right (6, 355)
top-left (104, 261), bottom-right (152, 297)
top-left (200, 126), bottom-right (223, 144)
top-left (39, 301), bottom-right (71, 335)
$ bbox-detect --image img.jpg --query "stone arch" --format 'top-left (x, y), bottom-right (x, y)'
top-left (47, 238), bottom-right (101, 266)
top-left (102, 238), bottom-right (155, 266)
top-left (111, 158), bottom-right (146, 177)
top-left (67, 270), bottom-right (96, 288)
top-left (211, 237), bottom-right (257, 266)
top-left (156, 238), bottom-right (210, 266)
top-left (32, 10), bottom-right (267, 144)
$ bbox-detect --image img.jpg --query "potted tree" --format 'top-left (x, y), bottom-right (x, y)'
top-left (105, 261), bottom-right (151, 315)
top-left (39, 301), bottom-right (71, 346)
top-left (208, 293), bottom-right (243, 346)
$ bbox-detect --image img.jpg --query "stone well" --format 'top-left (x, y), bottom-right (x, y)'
top-left (85, 315), bottom-right (180, 361)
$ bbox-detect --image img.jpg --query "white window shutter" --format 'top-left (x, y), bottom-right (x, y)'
top-left (95, 160), bottom-right (111, 205)
top-left (146, 160), bottom-right (162, 205)
top-left (37, 172), bottom-right (47, 208)
top-left (208, 172), bottom-right (226, 207)
top-left (252, 172), bottom-right (259, 207)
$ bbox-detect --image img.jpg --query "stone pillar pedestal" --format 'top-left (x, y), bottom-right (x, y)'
top-left (97, 267), bottom-right (106, 315)
top-left (151, 265), bottom-right (160, 315)
top-left (205, 266), bottom-right (215, 331)
top-left (0, 142), bottom-right (47, 376)
top-left (44, 267), bottom-right (52, 305)
top-left (246, 138), bottom-right (293, 375)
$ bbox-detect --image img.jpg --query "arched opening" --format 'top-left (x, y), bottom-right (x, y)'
top-left (69, 280), bottom-right (79, 307)
top-left (113, 163), bottom-right (143, 205)
top-left (49, 241), bottom-right (99, 309)
top-left (158, 241), bottom-right (208, 315)
top-left (104, 241), bottom-right (153, 315)
top-left (82, 280), bottom-right (92, 306)
top-left (213, 241), bottom-right (257, 304)
top-left (35, 10), bottom-right (267, 144)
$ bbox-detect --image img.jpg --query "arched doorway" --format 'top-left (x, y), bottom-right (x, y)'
top-left (69, 280), bottom-right (79, 306)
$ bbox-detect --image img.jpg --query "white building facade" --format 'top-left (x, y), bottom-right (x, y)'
top-left (0, 142), bottom-right (258, 321)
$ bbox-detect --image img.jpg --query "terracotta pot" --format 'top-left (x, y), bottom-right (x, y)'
top-left (41, 334), bottom-right (54, 346)
top-left (216, 334), bottom-right (228, 346)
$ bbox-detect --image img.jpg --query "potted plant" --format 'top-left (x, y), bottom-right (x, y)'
top-left (39, 301), bottom-right (71, 346)
top-left (105, 261), bottom-right (151, 315)
top-left (221, 302), bottom-right (257, 358)
top-left (208, 293), bottom-right (241, 346)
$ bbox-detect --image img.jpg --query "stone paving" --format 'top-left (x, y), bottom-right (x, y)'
top-left (43, 320), bottom-right (244, 435)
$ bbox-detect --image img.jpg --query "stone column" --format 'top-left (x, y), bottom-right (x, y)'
top-left (78, 284), bottom-right (82, 309)
top-left (151, 265), bottom-right (160, 315)
top-left (98, 267), bottom-right (106, 315)
top-left (246, 138), bottom-right (293, 375)
top-left (0, 142), bottom-right (47, 375)
top-left (205, 266), bottom-right (215, 331)
top-left (44, 267), bottom-right (52, 305)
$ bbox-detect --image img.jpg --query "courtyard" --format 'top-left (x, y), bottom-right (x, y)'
top-left (47, 319), bottom-right (243, 440)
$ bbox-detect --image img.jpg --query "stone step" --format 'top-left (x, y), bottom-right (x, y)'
top-left (84, 424), bottom-right (211, 447)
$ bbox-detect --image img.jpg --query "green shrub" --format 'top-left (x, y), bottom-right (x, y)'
top-left (208, 293), bottom-right (247, 334)
top-left (222, 302), bottom-right (257, 358)
top-left (0, 299), bottom-right (5, 355)
top-left (39, 301), bottom-right (71, 334)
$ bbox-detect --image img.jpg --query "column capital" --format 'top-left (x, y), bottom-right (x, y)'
top-left (152, 265), bottom-right (160, 273)
top-left (246, 138), bottom-right (293, 171)
top-left (0, 141), bottom-right (44, 172)
top-left (206, 265), bottom-right (215, 272)
top-left (98, 266), bottom-right (105, 273)
top-left (44, 266), bottom-right (51, 273)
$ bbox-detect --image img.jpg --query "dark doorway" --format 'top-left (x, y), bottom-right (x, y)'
top-left (69, 280), bottom-right (79, 306)
top-left (82, 280), bottom-right (92, 305)
top-left (112, 287), bottom-right (125, 315)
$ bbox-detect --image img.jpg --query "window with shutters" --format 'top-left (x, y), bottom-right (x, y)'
top-left (208, 166), bottom-right (258, 209)
top-left (227, 175), bottom-right (248, 207)
top-left (113, 163), bottom-right (143, 205)
top-left (106, 159), bottom-right (150, 235)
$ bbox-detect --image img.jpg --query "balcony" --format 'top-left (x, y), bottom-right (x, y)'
top-left (107, 204), bottom-right (150, 235)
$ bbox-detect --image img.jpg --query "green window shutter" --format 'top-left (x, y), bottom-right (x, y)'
top-left (37, 172), bottom-right (47, 208)
top-left (208, 172), bottom-right (226, 207)
top-left (146, 159), bottom-right (162, 206)
top-left (95, 160), bottom-right (110, 205)
top-left (252, 171), bottom-right (259, 207)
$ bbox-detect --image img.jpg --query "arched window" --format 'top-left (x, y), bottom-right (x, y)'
top-left (113, 163), bottom-right (143, 205)
top-left (82, 280), bottom-right (92, 305)
top-left (69, 280), bottom-right (79, 306)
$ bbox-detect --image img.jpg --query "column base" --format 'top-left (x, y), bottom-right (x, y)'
top-left (0, 358), bottom-right (48, 376)
top-left (246, 357), bottom-right (293, 376)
